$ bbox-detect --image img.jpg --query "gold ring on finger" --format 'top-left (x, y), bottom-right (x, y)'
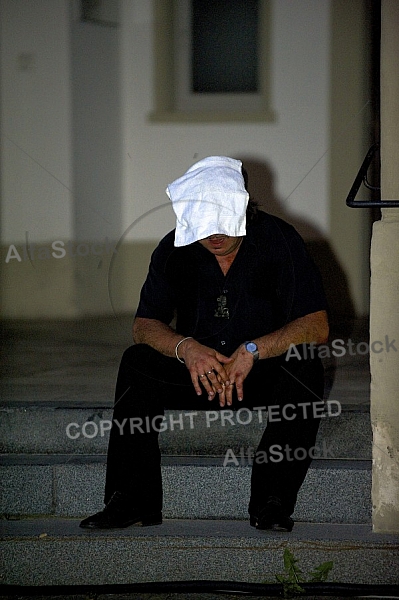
top-left (207, 370), bottom-right (213, 375)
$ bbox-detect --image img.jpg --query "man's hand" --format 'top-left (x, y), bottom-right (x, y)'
top-left (178, 338), bottom-right (232, 400)
top-left (217, 344), bottom-right (255, 407)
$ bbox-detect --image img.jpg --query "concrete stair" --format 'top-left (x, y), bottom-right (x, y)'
top-left (2, 403), bottom-right (395, 588)
top-left (1, 318), bottom-right (398, 588)
top-left (1, 404), bottom-right (372, 522)
top-left (1, 519), bottom-right (398, 587)
top-left (0, 403), bottom-right (371, 458)
top-left (0, 454), bottom-right (371, 523)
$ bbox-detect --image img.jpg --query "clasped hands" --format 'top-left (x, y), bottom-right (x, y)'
top-left (178, 338), bottom-right (255, 407)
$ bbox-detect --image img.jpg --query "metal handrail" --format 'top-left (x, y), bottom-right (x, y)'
top-left (346, 143), bottom-right (399, 207)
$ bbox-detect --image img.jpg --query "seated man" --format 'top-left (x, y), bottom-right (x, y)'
top-left (80, 156), bottom-right (329, 532)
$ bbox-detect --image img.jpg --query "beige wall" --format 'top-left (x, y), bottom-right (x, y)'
top-left (0, 241), bottom-right (156, 319)
top-left (1, 0), bottom-right (374, 320)
top-left (329, 0), bottom-right (374, 319)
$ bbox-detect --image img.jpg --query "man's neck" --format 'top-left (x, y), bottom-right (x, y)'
top-left (215, 240), bottom-right (243, 275)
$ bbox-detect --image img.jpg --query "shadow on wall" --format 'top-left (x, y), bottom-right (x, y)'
top-left (241, 157), bottom-right (356, 340)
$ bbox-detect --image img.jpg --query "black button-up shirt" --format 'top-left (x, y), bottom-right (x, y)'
top-left (136, 211), bottom-right (327, 356)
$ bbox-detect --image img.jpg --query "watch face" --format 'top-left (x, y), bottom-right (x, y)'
top-left (246, 342), bottom-right (257, 353)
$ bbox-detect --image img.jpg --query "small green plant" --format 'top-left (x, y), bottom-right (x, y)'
top-left (273, 548), bottom-right (334, 598)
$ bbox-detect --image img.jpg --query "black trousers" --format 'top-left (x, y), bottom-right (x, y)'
top-left (104, 344), bottom-right (325, 517)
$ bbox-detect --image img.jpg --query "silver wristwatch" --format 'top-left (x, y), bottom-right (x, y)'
top-left (244, 341), bottom-right (259, 362)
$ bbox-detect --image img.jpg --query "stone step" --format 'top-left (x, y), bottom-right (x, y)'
top-left (0, 405), bottom-right (371, 459)
top-left (1, 518), bottom-right (398, 586)
top-left (0, 455), bottom-right (372, 523)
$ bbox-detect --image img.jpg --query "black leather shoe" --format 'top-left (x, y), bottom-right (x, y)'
top-left (79, 492), bottom-right (162, 529)
top-left (250, 496), bottom-right (294, 532)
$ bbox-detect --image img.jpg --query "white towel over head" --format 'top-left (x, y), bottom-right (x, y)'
top-left (166, 156), bottom-right (249, 247)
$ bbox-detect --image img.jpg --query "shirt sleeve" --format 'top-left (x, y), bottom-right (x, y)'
top-left (274, 225), bottom-right (328, 323)
top-left (135, 233), bottom-right (177, 325)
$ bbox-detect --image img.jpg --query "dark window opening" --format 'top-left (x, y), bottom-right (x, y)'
top-left (192, 0), bottom-right (259, 93)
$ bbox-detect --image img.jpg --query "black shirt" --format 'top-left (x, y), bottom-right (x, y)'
top-left (136, 211), bottom-right (327, 356)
